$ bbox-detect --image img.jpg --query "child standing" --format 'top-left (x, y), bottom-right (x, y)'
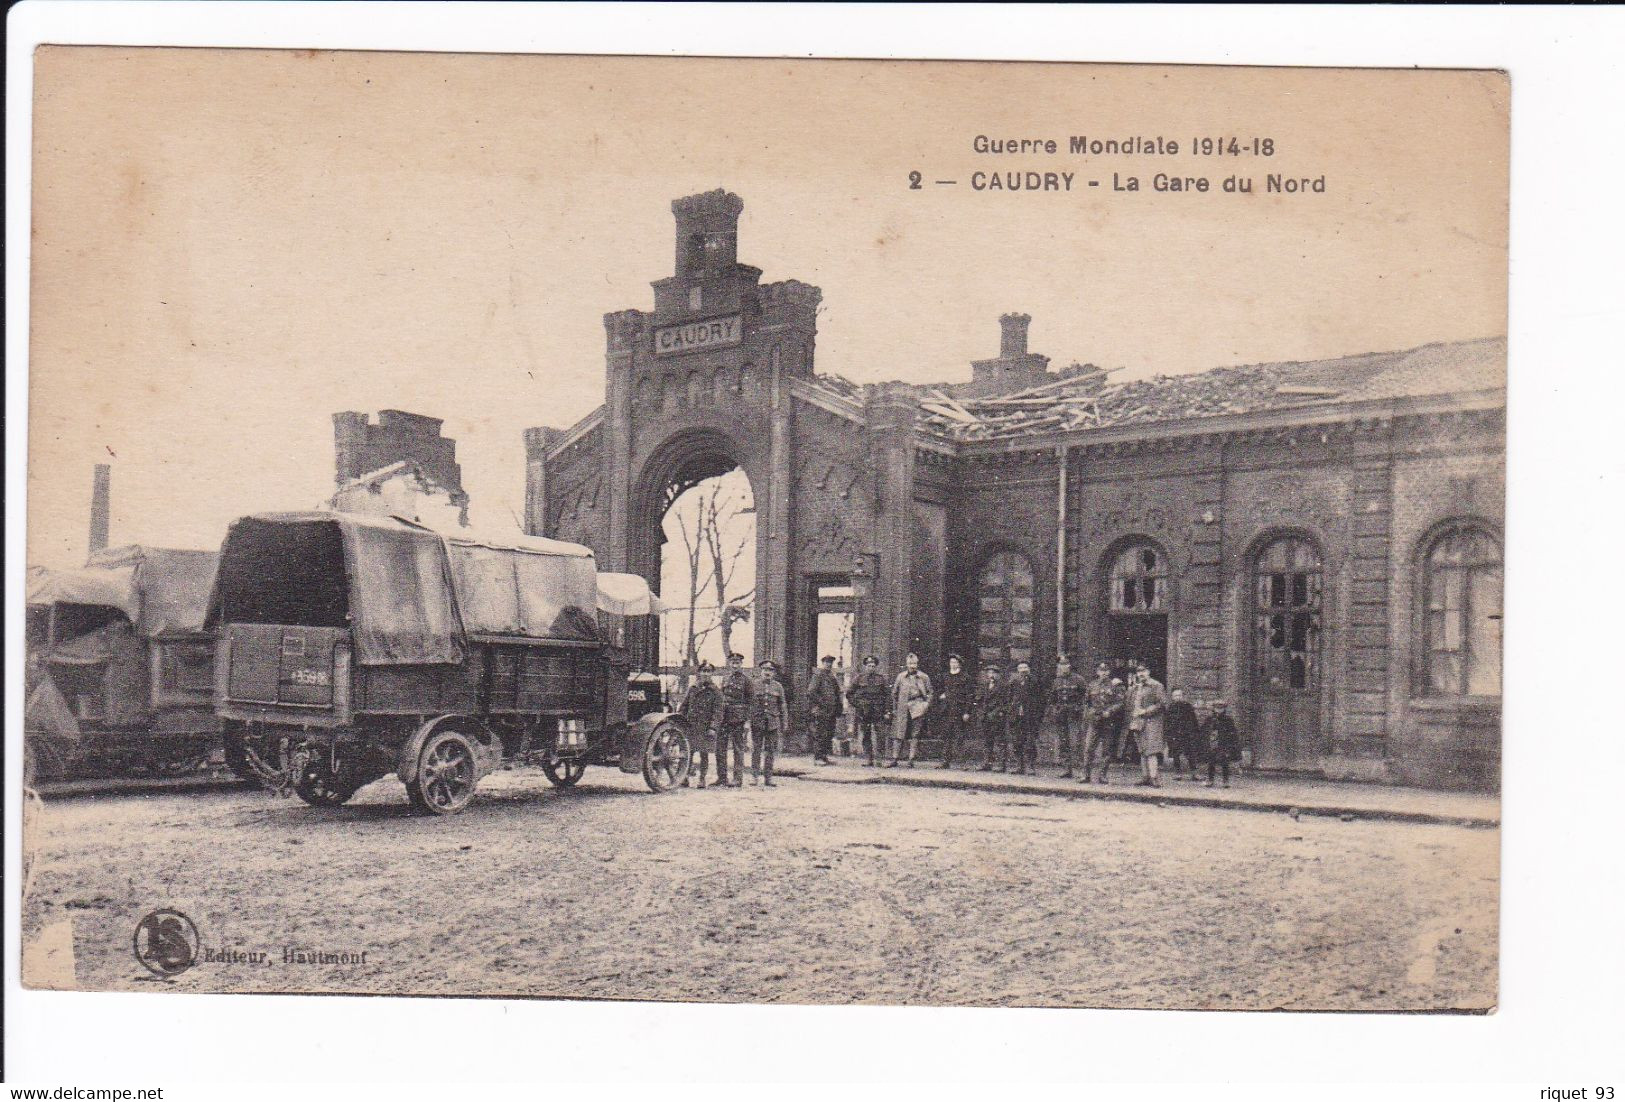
top-left (1202, 699), bottom-right (1241, 788)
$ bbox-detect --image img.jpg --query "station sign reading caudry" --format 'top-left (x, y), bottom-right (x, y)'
top-left (654, 314), bottom-right (742, 356)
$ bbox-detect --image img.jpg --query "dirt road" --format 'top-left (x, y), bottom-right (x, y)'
top-left (20, 766), bottom-right (1497, 1010)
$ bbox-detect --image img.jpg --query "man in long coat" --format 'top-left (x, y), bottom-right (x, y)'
top-left (889, 652), bottom-right (933, 767)
top-left (803, 655), bottom-right (844, 765)
top-left (1164, 689), bottom-right (1202, 781)
top-left (846, 656), bottom-right (891, 767)
top-left (974, 664), bottom-right (1007, 772)
top-left (679, 662), bottom-right (723, 788)
top-left (1004, 660), bottom-right (1043, 776)
top-left (937, 653), bottom-right (973, 769)
top-left (1127, 663), bottom-right (1168, 788)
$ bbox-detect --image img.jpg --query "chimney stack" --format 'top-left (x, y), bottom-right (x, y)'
top-left (89, 464), bottom-right (111, 554)
top-left (999, 312), bottom-right (1032, 356)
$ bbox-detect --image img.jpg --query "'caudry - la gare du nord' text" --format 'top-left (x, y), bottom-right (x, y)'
top-left (954, 133), bottom-right (1325, 195)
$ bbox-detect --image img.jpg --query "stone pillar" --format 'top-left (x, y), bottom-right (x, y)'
top-left (755, 344), bottom-right (795, 669)
top-left (866, 383), bottom-right (920, 672)
top-left (523, 427), bottom-right (563, 537)
top-left (603, 310), bottom-right (644, 574)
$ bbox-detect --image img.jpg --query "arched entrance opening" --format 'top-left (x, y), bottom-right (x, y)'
top-left (1101, 539), bottom-right (1171, 685)
top-left (630, 432), bottom-right (758, 698)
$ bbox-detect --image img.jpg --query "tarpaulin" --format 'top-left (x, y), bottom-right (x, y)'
top-left (445, 534), bottom-right (600, 642)
top-left (595, 572), bottom-right (670, 616)
top-left (26, 566), bottom-right (138, 622)
top-left (30, 547), bottom-right (220, 640)
top-left (342, 519), bottom-right (464, 665)
top-left (213, 512), bottom-right (603, 666)
top-left (89, 546), bottom-right (218, 637)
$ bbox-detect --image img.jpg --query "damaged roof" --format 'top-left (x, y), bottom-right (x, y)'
top-left (796, 337), bottom-right (1504, 443)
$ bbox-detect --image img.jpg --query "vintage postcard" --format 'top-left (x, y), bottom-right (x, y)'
top-left (22, 48), bottom-right (1505, 1011)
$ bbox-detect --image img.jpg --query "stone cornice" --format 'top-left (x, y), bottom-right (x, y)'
top-left (957, 388), bottom-right (1505, 460)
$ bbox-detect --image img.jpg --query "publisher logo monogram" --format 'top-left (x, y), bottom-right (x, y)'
top-left (132, 908), bottom-right (199, 978)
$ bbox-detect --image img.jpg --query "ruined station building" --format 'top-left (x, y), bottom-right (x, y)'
top-left (524, 190), bottom-right (1504, 790)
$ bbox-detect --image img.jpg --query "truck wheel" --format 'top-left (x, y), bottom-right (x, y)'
top-left (641, 719), bottom-right (691, 793)
top-left (407, 727), bottom-right (480, 815)
top-left (292, 761), bottom-right (358, 808)
top-left (541, 757), bottom-right (587, 788)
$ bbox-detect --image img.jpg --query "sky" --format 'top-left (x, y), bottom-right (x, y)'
top-left (27, 49), bottom-right (1507, 567)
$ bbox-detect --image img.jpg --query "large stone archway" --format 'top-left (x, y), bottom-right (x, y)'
top-left (628, 428), bottom-right (763, 669)
top-left (524, 190), bottom-right (929, 683)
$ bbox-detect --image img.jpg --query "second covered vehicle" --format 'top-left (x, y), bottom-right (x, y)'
top-left (208, 511), bottom-right (689, 814)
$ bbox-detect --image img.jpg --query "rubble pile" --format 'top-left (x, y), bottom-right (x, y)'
top-left (918, 362), bottom-right (1343, 441)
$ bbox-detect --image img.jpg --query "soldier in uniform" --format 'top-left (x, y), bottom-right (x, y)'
top-left (974, 663), bottom-right (1007, 771)
top-left (679, 661), bottom-right (723, 788)
top-left (846, 655), bottom-right (891, 767)
top-left (1081, 661), bottom-right (1124, 784)
top-left (1048, 655), bottom-right (1087, 778)
top-left (1004, 660), bottom-right (1043, 775)
top-left (803, 654), bottom-right (843, 766)
top-left (751, 660), bottom-right (790, 786)
top-left (937, 653), bottom-right (973, 769)
top-left (717, 652), bottom-right (755, 788)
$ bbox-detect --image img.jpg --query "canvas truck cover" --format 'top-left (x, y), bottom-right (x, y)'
top-left (212, 513), bottom-right (600, 666)
top-left (595, 572), bottom-right (670, 617)
top-left (442, 529), bottom-right (601, 643)
top-left (27, 565), bottom-right (138, 622)
top-left (87, 546), bottom-right (219, 637)
top-left (27, 546), bottom-right (219, 639)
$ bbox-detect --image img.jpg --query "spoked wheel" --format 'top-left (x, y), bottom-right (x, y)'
top-left (408, 728), bottom-right (480, 815)
top-left (541, 756), bottom-right (587, 788)
top-left (641, 719), bottom-right (691, 793)
top-left (292, 759), bottom-right (359, 807)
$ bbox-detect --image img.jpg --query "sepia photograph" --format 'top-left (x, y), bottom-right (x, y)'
top-left (15, 47), bottom-right (1513, 1017)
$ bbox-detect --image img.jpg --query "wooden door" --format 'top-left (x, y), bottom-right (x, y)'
top-left (1250, 536), bottom-right (1323, 769)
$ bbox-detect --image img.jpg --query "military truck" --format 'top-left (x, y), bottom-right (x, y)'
top-left (208, 511), bottom-right (690, 813)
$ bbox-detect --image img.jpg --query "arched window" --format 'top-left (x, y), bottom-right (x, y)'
top-left (1421, 523), bottom-right (1502, 696)
top-left (1253, 536), bottom-right (1322, 692)
top-left (977, 550), bottom-right (1035, 670)
top-left (712, 366), bottom-right (733, 403)
top-left (1109, 543), bottom-right (1167, 613)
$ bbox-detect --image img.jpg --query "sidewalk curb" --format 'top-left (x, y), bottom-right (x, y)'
top-left (792, 769), bottom-right (1499, 829)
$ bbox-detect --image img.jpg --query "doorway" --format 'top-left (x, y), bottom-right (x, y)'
top-left (1249, 534), bottom-right (1324, 770)
top-left (1103, 541), bottom-right (1170, 684)
top-left (808, 578), bottom-right (855, 675)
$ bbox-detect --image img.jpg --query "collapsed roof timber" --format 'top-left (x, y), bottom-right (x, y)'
top-left (806, 336), bottom-right (1507, 444)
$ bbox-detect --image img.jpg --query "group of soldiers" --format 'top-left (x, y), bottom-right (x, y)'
top-left (676, 649), bottom-right (1244, 790)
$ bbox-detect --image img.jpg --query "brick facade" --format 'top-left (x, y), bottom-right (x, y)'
top-left (521, 191), bottom-right (1505, 790)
